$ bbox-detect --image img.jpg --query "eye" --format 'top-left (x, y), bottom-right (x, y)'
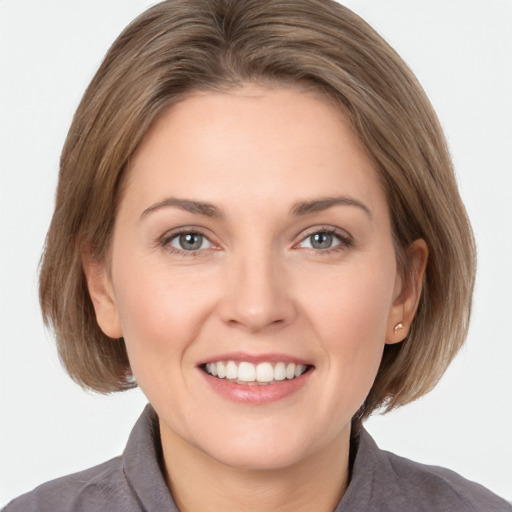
top-left (167, 232), bottom-right (212, 252)
top-left (298, 229), bottom-right (351, 251)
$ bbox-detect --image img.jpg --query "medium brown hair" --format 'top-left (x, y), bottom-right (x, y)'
top-left (39, 0), bottom-right (476, 419)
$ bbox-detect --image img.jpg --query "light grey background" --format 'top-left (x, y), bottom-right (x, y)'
top-left (1, 0), bottom-right (511, 506)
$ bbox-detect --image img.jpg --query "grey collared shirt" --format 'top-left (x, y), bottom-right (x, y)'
top-left (4, 405), bottom-right (511, 511)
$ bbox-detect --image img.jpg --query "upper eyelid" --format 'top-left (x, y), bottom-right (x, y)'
top-left (293, 227), bottom-right (354, 253)
top-left (161, 226), bottom-right (214, 242)
top-left (160, 230), bottom-right (217, 258)
top-left (296, 225), bottom-right (352, 242)
top-left (159, 228), bottom-right (218, 252)
top-left (158, 225), bottom-right (353, 249)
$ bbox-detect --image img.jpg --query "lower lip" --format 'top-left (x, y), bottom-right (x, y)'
top-left (200, 370), bottom-right (312, 405)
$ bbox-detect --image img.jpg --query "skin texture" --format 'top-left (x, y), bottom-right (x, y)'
top-left (84, 85), bottom-right (427, 512)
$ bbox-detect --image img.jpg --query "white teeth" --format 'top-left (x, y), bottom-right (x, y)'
top-left (274, 362), bottom-right (286, 381)
top-left (217, 361), bottom-right (226, 379)
top-left (238, 361), bottom-right (256, 382)
top-left (256, 362), bottom-right (274, 383)
top-left (295, 364), bottom-right (306, 378)
top-left (204, 360), bottom-right (309, 384)
top-left (226, 361), bottom-right (238, 380)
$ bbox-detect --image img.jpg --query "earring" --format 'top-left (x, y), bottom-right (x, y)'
top-left (393, 322), bottom-right (404, 334)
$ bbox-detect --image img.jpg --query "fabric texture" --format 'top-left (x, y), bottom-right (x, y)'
top-left (4, 404), bottom-right (510, 511)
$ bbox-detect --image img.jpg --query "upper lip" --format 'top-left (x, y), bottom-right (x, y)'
top-left (196, 352), bottom-right (313, 366)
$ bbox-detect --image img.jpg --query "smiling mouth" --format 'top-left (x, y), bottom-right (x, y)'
top-left (201, 361), bottom-right (312, 385)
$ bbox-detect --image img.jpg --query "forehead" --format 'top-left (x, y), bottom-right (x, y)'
top-left (123, 85), bottom-right (386, 219)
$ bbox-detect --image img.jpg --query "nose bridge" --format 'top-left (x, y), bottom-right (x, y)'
top-left (220, 238), bottom-right (294, 332)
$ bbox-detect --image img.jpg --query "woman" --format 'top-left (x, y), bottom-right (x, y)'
top-left (3, 0), bottom-right (510, 510)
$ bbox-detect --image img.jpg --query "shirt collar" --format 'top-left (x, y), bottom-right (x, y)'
top-left (334, 428), bottom-right (381, 511)
top-left (122, 404), bottom-right (179, 511)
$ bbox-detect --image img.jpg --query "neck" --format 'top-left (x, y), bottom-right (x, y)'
top-left (160, 423), bottom-right (351, 512)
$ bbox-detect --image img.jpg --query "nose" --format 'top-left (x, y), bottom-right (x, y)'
top-left (217, 246), bottom-right (297, 333)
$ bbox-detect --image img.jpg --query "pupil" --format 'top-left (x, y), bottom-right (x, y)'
top-left (311, 232), bottom-right (332, 249)
top-left (180, 233), bottom-right (202, 250)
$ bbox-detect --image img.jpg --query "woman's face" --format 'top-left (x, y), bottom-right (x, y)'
top-left (90, 85), bottom-right (410, 470)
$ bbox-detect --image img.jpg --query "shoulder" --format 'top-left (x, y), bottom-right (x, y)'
top-left (2, 456), bottom-right (138, 512)
top-left (347, 429), bottom-right (512, 512)
top-left (380, 445), bottom-right (511, 511)
top-left (3, 404), bottom-right (175, 512)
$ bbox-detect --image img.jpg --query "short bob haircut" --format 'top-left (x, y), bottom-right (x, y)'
top-left (40, 0), bottom-right (476, 421)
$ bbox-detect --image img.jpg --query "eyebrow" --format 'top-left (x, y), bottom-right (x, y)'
top-left (140, 198), bottom-right (223, 220)
top-left (290, 196), bottom-right (372, 219)
top-left (140, 195), bottom-right (372, 221)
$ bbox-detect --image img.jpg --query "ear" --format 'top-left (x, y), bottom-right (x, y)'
top-left (82, 254), bottom-right (123, 339)
top-left (386, 239), bottom-right (428, 344)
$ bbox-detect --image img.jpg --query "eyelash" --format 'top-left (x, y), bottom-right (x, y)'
top-left (160, 229), bottom-right (214, 257)
top-left (295, 227), bottom-right (353, 254)
top-left (159, 226), bottom-right (353, 257)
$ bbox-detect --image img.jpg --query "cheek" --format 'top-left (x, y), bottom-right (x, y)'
top-left (303, 257), bottom-right (395, 340)
top-left (299, 257), bottom-right (396, 401)
top-left (110, 254), bottom-right (217, 376)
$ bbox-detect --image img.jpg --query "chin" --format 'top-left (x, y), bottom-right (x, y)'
top-left (192, 421), bottom-right (323, 471)
top-left (209, 440), bottom-right (310, 471)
